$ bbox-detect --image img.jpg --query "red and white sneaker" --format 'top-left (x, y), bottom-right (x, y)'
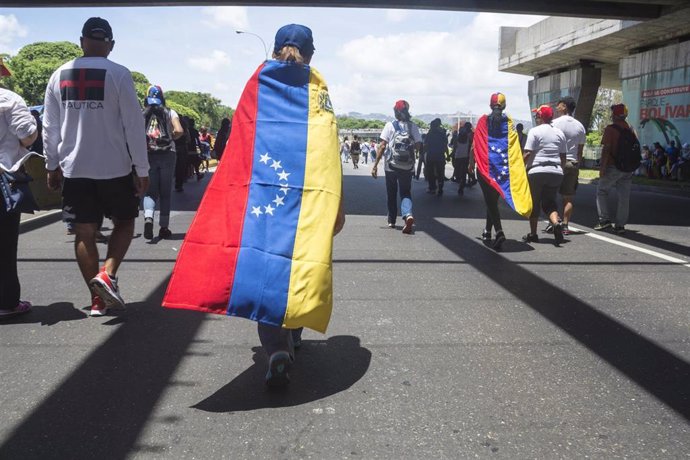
top-left (402, 215), bottom-right (415, 234)
top-left (89, 295), bottom-right (108, 317)
top-left (88, 269), bottom-right (126, 310)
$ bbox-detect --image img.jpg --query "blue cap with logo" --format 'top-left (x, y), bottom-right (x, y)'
top-left (146, 85), bottom-right (164, 106)
top-left (273, 24), bottom-right (315, 56)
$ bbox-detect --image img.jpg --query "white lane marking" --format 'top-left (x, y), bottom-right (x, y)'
top-left (20, 209), bottom-right (61, 224)
top-left (568, 225), bottom-right (690, 268)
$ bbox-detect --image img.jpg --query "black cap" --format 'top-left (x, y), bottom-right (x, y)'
top-left (82, 17), bottom-right (113, 42)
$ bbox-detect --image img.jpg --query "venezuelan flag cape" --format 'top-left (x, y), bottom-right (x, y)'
top-left (162, 60), bottom-right (341, 333)
top-left (474, 114), bottom-right (532, 218)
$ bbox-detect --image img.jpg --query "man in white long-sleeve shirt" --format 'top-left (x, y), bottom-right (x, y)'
top-left (43, 17), bottom-right (149, 316)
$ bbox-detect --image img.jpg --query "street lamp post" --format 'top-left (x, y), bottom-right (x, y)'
top-left (235, 30), bottom-right (269, 61)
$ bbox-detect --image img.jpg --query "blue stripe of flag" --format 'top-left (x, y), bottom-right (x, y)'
top-left (487, 118), bottom-right (515, 210)
top-left (228, 61), bottom-right (310, 326)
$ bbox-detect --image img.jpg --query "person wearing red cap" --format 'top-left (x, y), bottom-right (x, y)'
top-left (594, 103), bottom-right (638, 234)
top-left (372, 100), bottom-right (423, 234)
top-left (0, 61), bottom-right (38, 318)
top-left (469, 92), bottom-right (533, 250)
top-left (522, 104), bottom-right (567, 246)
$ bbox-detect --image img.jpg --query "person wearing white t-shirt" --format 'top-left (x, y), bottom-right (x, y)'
top-left (551, 96), bottom-right (586, 234)
top-left (372, 100), bottom-right (422, 234)
top-left (43, 17), bottom-right (149, 316)
top-left (522, 105), bottom-right (567, 246)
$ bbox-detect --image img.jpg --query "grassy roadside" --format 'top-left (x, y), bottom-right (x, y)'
top-left (579, 168), bottom-right (690, 189)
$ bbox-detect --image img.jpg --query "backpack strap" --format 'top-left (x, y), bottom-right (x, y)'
top-left (393, 120), bottom-right (401, 133)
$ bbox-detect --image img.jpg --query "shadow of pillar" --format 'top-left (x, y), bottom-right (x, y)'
top-left (0, 277), bottom-right (205, 459)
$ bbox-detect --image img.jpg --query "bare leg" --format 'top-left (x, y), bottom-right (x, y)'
top-left (74, 223), bottom-right (100, 288)
top-left (103, 218), bottom-right (134, 277)
top-left (562, 195), bottom-right (574, 224)
top-left (549, 211), bottom-right (561, 225)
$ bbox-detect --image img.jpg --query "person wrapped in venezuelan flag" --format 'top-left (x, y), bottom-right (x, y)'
top-left (468, 92), bottom-right (531, 251)
top-left (163, 24), bottom-right (346, 387)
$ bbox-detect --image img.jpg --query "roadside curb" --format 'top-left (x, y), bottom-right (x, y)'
top-left (19, 209), bottom-right (62, 234)
top-left (579, 178), bottom-right (690, 198)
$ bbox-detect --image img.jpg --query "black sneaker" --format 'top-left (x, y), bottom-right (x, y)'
top-left (265, 351), bottom-right (291, 387)
top-left (613, 225), bottom-right (626, 235)
top-left (543, 223), bottom-right (554, 234)
top-left (522, 233), bottom-right (539, 243)
top-left (593, 220), bottom-right (612, 231)
top-left (144, 218), bottom-right (153, 240)
top-left (481, 230), bottom-right (491, 245)
top-left (158, 227), bottom-right (172, 239)
top-left (553, 223), bottom-right (564, 246)
top-left (492, 231), bottom-right (506, 250)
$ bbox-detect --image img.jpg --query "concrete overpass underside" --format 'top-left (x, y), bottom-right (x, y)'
top-left (7, 0), bottom-right (690, 21)
top-left (499, 3), bottom-right (690, 144)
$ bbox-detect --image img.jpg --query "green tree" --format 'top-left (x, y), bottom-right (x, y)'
top-left (412, 117), bottom-right (429, 129)
top-left (589, 88), bottom-right (623, 135)
top-left (167, 100), bottom-right (201, 123)
top-left (336, 116), bottom-right (385, 130)
top-left (7, 41), bottom-right (82, 105)
top-left (165, 90), bottom-right (233, 129)
top-left (131, 71), bottom-right (150, 102)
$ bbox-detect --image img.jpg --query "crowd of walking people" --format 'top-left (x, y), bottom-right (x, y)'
top-left (0, 17), bottom-right (658, 388)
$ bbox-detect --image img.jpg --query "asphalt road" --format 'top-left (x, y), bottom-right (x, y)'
top-left (1, 163), bottom-right (689, 459)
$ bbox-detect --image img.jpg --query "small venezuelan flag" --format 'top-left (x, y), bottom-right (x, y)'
top-left (163, 60), bottom-right (342, 333)
top-left (474, 114), bottom-right (532, 218)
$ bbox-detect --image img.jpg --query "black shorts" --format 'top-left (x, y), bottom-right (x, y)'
top-left (559, 161), bottom-right (579, 196)
top-left (528, 172), bottom-right (563, 218)
top-left (62, 174), bottom-right (139, 224)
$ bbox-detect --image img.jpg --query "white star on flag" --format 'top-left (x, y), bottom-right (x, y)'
top-left (277, 171), bottom-right (290, 181)
top-left (280, 185), bottom-right (289, 195)
top-left (264, 204), bottom-right (275, 216)
top-left (259, 153), bottom-right (271, 164)
top-left (273, 195), bottom-right (285, 206)
top-left (270, 160), bottom-right (282, 170)
top-left (251, 206), bottom-right (263, 217)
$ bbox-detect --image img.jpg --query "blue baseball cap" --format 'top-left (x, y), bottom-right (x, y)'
top-left (146, 85), bottom-right (163, 106)
top-left (273, 24), bottom-right (315, 56)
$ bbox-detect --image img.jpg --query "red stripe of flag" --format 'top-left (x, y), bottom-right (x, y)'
top-left (162, 64), bottom-right (264, 313)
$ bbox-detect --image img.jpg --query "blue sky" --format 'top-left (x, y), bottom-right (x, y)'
top-left (0, 6), bottom-right (545, 120)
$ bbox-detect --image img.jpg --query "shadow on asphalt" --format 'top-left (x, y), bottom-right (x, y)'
top-left (424, 217), bottom-right (690, 422)
top-left (610, 229), bottom-right (690, 258)
top-left (0, 302), bottom-right (87, 326)
top-left (0, 277), bottom-right (206, 459)
top-left (193, 336), bottom-right (371, 413)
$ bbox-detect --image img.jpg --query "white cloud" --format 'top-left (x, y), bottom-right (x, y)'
top-left (187, 50), bottom-right (231, 73)
top-left (385, 9), bottom-right (411, 23)
top-left (201, 6), bottom-right (249, 30)
top-left (0, 15), bottom-right (28, 54)
top-left (334, 13), bottom-right (546, 120)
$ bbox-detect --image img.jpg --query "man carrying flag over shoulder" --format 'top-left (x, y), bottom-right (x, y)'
top-left (469, 92), bottom-right (531, 251)
top-left (163, 24), bottom-right (345, 387)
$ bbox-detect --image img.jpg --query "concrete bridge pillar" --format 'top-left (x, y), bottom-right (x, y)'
top-left (527, 64), bottom-right (601, 130)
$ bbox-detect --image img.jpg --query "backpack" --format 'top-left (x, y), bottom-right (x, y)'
top-left (144, 106), bottom-right (174, 153)
top-left (350, 140), bottom-right (361, 154)
top-left (610, 124), bottom-right (641, 172)
top-left (387, 121), bottom-right (416, 171)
